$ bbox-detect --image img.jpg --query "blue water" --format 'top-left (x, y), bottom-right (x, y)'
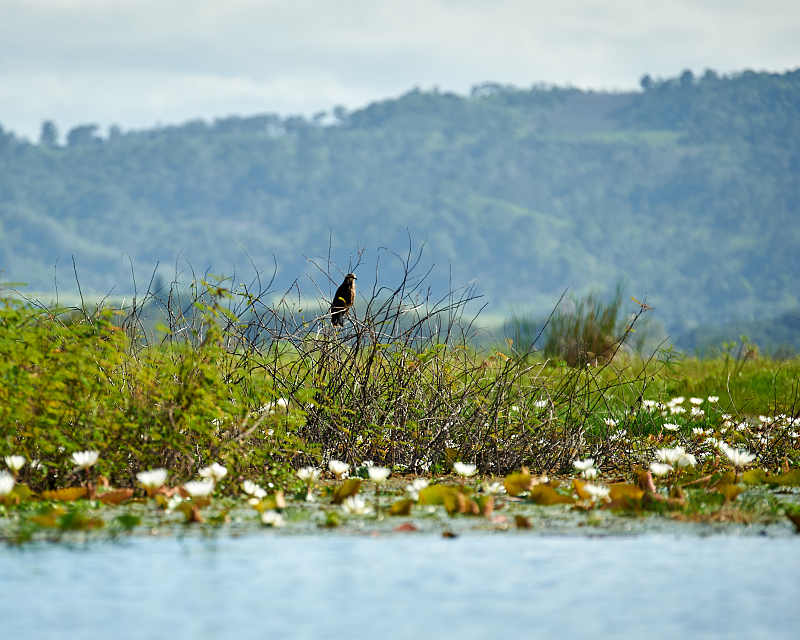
top-left (2, 533), bottom-right (798, 639)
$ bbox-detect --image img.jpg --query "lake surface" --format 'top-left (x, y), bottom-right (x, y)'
top-left (2, 532), bottom-right (798, 639)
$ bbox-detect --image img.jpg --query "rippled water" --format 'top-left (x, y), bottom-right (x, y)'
top-left (2, 533), bottom-right (798, 639)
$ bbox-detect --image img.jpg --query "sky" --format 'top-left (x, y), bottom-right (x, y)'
top-left (1, 0), bottom-right (798, 140)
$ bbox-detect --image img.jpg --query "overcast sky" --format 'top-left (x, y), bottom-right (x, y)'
top-left (1, 0), bottom-right (798, 140)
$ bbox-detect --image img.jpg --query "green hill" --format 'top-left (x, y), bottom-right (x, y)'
top-left (1, 68), bottom-right (799, 338)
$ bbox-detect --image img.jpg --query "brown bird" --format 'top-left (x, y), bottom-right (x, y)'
top-left (330, 273), bottom-right (356, 326)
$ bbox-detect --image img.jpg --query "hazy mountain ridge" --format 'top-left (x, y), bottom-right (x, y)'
top-left (1, 69), bottom-right (798, 339)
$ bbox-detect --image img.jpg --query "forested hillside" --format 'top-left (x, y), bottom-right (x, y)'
top-left (1, 68), bottom-right (798, 339)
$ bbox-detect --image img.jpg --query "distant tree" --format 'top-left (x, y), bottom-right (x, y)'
top-left (333, 105), bottom-right (349, 122)
top-left (701, 69), bottom-right (719, 84)
top-left (67, 124), bottom-right (100, 147)
top-left (679, 69), bottom-right (695, 88)
top-left (39, 120), bottom-right (59, 147)
top-left (639, 74), bottom-right (653, 91)
top-left (108, 124), bottom-right (122, 140)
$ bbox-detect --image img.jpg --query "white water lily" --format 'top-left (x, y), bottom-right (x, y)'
top-left (642, 399), bottom-right (657, 411)
top-left (583, 483), bottom-right (610, 501)
top-left (582, 467), bottom-right (598, 480)
top-left (649, 462), bottom-right (673, 476)
top-left (72, 450), bottom-right (99, 469)
top-left (721, 444), bottom-right (756, 468)
top-left (199, 462), bottom-right (227, 482)
top-left (453, 462), bottom-right (477, 477)
top-left (603, 418), bottom-right (618, 428)
top-left (707, 395), bottom-right (719, 403)
top-left (0, 471), bottom-right (15, 496)
top-left (297, 467), bottom-right (320, 482)
top-left (406, 478), bottom-right (429, 500)
top-left (573, 458), bottom-right (595, 472)
top-left (691, 407), bottom-right (705, 417)
top-left (692, 428), bottom-right (709, 437)
top-left (342, 495), bottom-right (372, 515)
top-left (676, 452), bottom-right (697, 468)
top-left (669, 396), bottom-right (685, 406)
top-left (670, 406), bottom-right (687, 415)
top-left (4, 455), bottom-right (25, 472)
top-left (242, 480), bottom-right (267, 499)
top-left (534, 399), bottom-right (548, 408)
top-left (689, 397), bottom-right (704, 405)
top-left (136, 468), bottom-right (168, 490)
top-left (655, 446), bottom-right (686, 466)
top-left (662, 423), bottom-right (680, 432)
top-left (183, 479), bottom-right (215, 497)
top-left (482, 481), bottom-right (507, 495)
top-left (367, 466), bottom-right (390, 483)
top-left (328, 459), bottom-right (349, 478)
top-left (261, 510), bottom-right (285, 527)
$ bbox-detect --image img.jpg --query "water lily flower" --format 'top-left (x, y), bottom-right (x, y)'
top-left (297, 467), bottom-right (320, 482)
top-left (689, 397), bottom-right (704, 405)
top-left (406, 478), bottom-right (430, 500)
top-left (691, 407), bottom-right (705, 417)
top-left (649, 462), bottom-right (673, 476)
top-left (582, 467), bottom-right (598, 480)
top-left (510, 405), bottom-right (520, 412)
top-left (583, 483), bottom-right (610, 501)
top-left (707, 396), bottom-right (719, 403)
top-left (721, 444), bottom-right (756, 468)
top-left (4, 455), bottom-right (25, 472)
top-left (199, 462), bottom-right (227, 482)
top-left (261, 510), bottom-right (285, 527)
top-left (0, 471), bottom-right (15, 496)
top-left (137, 468), bottom-right (168, 490)
top-left (72, 450), bottom-right (99, 469)
top-left (670, 406), bottom-right (687, 415)
top-left (573, 458), bottom-right (595, 472)
top-left (669, 396), bottom-right (685, 406)
top-left (482, 481), bottom-right (507, 495)
top-left (603, 418), bottom-right (618, 428)
top-left (328, 459), bottom-right (349, 479)
top-left (676, 452), bottom-right (697, 468)
top-left (367, 466), bottom-right (390, 483)
top-left (342, 495), bottom-right (372, 515)
top-left (183, 479), bottom-right (215, 497)
top-left (692, 428), bottom-right (708, 437)
top-left (655, 446), bottom-right (686, 466)
top-left (242, 480), bottom-right (267, 499)
top-left (453, 462), bottom-right (477, 477)
top-left (534, 399), bottom-right (548, 408)
top-left (642, 399), bottom-right (657, 411)
top-left (662, 423), bottom-right (680, 432)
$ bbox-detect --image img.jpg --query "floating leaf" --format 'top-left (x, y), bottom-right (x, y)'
top-left (767, 469), bottom-right (800, 486)
top-left (58, 510), bottom-right (104, 531)
top-left (393, 522), bottom-right (419, 532)
top-left (787, 512), bottom-right (800, 533)
top-left (389, 498), bottom-right (414, 516)
top-left (504, 472), bottom-right (533, 496)
top-left (98, 488), bottom-right (134, 505)
top-left (741, 469), bottom-right (768, 485)
top-left (476, 495), bottom-right (494, 518)
top-left (529, 485), bottom-right (574, 505)
top-left (442, 531), bottom-right (458, 538)
top-left (418, 485), bottom-right (461, 506)
top-left (572, 479), bottom-right (591, 500)
top-left (715, 484), bottom-right (743, 501)
top-left (114, 513), bottom-right (142, 530)
top-left (29, 507), bottom-right (65, 528)
top-left (332, 479), bottom-right (362, 504)
top-left (514, 515), bottom-right (532, 529)
top-left (323, 511), bottom-right (341, 528)
top-left (41, 487), bottom-right (88, 502)
top-left (608, 483), bottom-right (644, 502)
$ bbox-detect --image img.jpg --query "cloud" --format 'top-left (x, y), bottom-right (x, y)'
top-left (1, 0), bottom-right (799, 139)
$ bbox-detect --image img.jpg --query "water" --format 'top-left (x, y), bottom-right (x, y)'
top-left (2, 533), bottom-right (798, 639)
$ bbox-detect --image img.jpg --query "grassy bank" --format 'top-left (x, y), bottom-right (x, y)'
top-left (1, 276), bottom-right (799, 542)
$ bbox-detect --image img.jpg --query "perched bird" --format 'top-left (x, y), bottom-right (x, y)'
top-left (330, 273), bottom-right (356, 326)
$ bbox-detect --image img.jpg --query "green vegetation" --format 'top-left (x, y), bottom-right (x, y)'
top-left (1, 265), bottom-right (798, 543)
top-left (1, 68), bottom-right (799, 345)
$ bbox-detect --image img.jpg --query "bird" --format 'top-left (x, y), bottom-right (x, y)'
top-left (330, 273), bottom-right (356, 326)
